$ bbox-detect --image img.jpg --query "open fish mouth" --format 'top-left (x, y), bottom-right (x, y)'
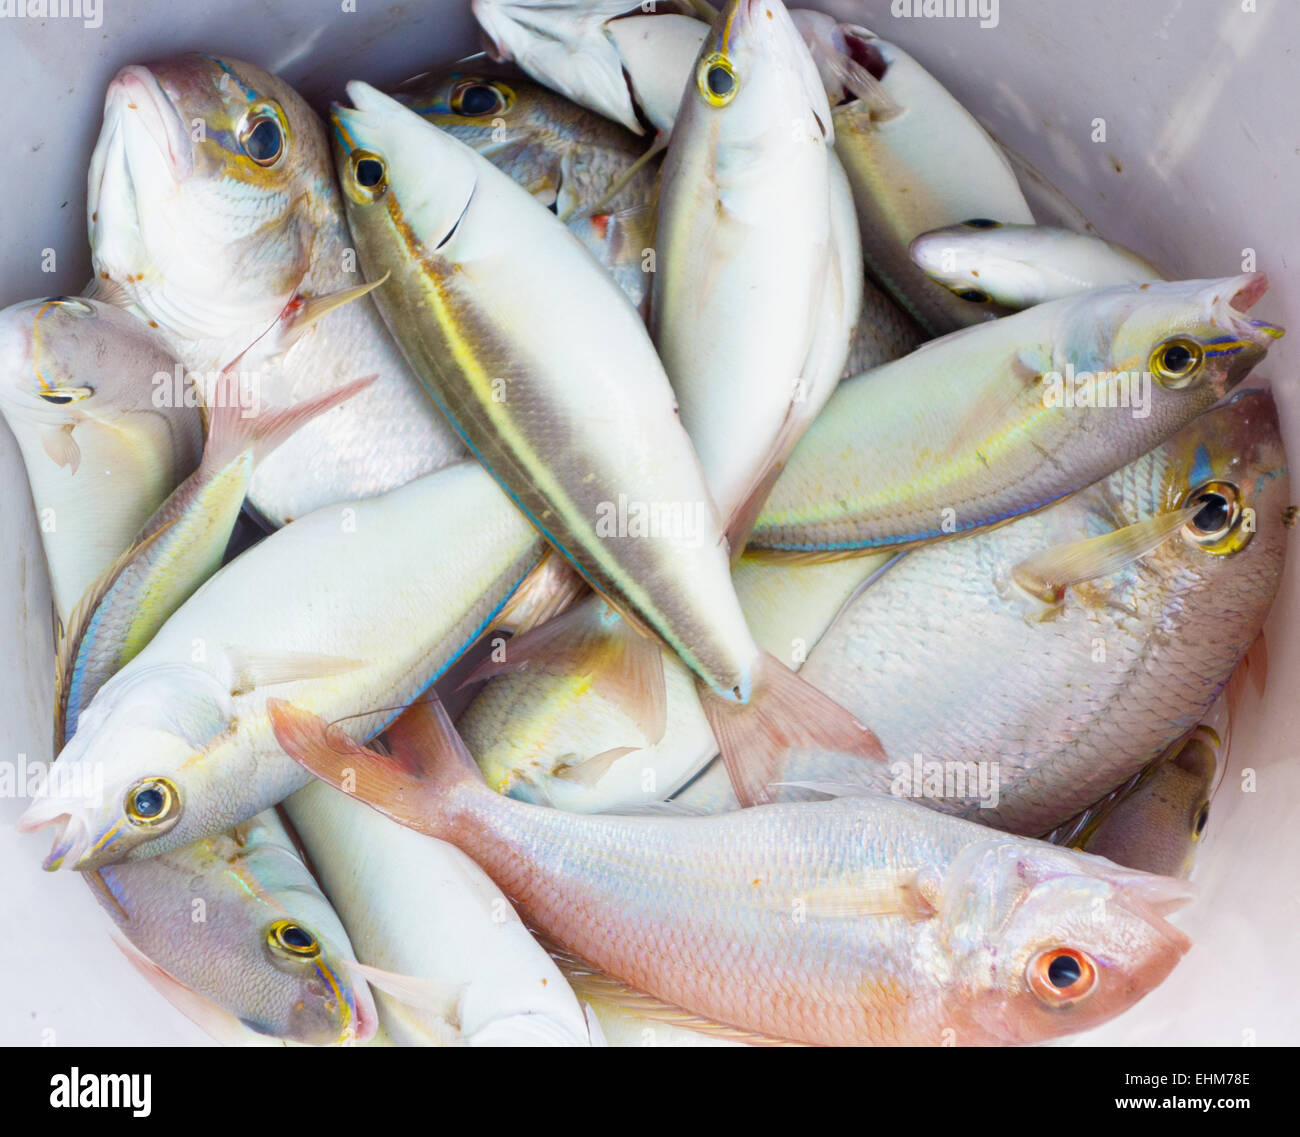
top-left (17, 810), bottom-right (92, 872)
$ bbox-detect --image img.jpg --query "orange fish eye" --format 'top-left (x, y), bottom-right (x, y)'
top-left (1028, 948), bottom-right (1098, 1005)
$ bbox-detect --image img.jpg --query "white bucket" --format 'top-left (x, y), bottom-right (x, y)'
top-left (0, 0), bottom-right (1294, 1044)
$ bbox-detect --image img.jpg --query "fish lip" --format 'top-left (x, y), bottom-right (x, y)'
top-left (25, 813), bottom-right (91, 872)
top-left (107, 65), bottom-right (194, 182)
top-left (1227, 271), bottom-right (1268, 313)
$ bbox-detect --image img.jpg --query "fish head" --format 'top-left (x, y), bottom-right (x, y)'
top-left (1151, 387), bottom-right (1290, 575)
top-left (942, 839), bottom-right (1195, 1043)
top-left (220, 823), bottom-right (378, 1045)
top-left (1064, 274), bottom-right (1283, 414)
top-left (332, 82), bottom-right (479, 258)
top-left (19, 665), bottom-right (235, 870)
top-left (0, 296), bottom-right (182, 434)
top-left (908, 220), bottom-right (1043, 308)
top-left (394, 68), bottom-right (549, 154)
top-left (88, 54), bottom-right (326, 346)
top-left (684, 0), bottom-right (832, 153)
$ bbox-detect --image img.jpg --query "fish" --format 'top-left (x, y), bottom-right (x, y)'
top-left (749, 274), bottom-right (1282, 557)
top-left (86, 53), bottom-right (464, 525)
top-left (778, 390), bottom-right (1288, 835)
top-left (392, 66), bottom-right (658, 308)
top-left (652, 0), bottom-right (843, 535)
top-left (472, 0), bottom-right (711, 136)
top-left (0, 296), bottom-right (202, 626)
top-left (793, 14), bottom-right (1035, 336)
top-left (283, 781), bottom-right (601, 1046)
top-left (910, 221), bottom-right (1165, 309)
top-left (271, 698), bottom-right (1196, 1047)
top-left (1047, 704), bottom-right (1226, 879)
top-left (88, 808), bottom-right (379, 1045)
top-left (18, 460), bottom-right (571, 869)
top-left (331, 81), bottom-right (883, 807)
top-left (55, 354), bottom-right (374, 744)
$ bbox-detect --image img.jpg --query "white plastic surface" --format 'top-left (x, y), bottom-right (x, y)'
top-left (1, 0), bottom-right (1296, 1045)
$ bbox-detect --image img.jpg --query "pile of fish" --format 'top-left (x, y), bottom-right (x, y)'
top-left (4, 0), bottom-right (1288, 1047)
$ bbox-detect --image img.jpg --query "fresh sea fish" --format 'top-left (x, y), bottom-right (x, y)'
top-left (283, 781), bottom-right (600, 1046)
top-left (88, 808), bottom-right (378, 1045)
top-left (472, 0), bottom-right (711, 136)
top-left (0, 297), bottom-right (202, 625)
top-left (393, 66), bottom-right (658, 308)
top-left (331, 82), bottom-right (882, 805)
top-left (1048, 705), bottom-right (1226, 878)
top-left (19, 461), bottom-right (564, 868)
top-left (780, 391), bottom-right (1288, 835)
top-left (793, 13), bottom-right (1035, 336)
top-left (750, 274), bottom-right (1281, 557)
top-left (87, 53), bottom-right (463, 525)
top-left (56, 364), bottom-right (373, 744)
top-left (652, 0), bottom-right (841, 530)
top-left (272, 699), bottom-right (1196, 1047)
top-left (910, 221), bottom-right (1165, 309)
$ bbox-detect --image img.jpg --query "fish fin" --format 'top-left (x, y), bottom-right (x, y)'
top-left (797, 872), bottom-right (938, 921)
top-left (40, 424), bottom-right (80, 472)
top-left (467, 1010), bottom-right (597, 1047)
top-left (491, 549), bottom-right (589, 635)
top-left (84, 275), bottom-right (131, 308)
top-left (551, 746), bottom-right (638, 788)
top-left (275, 274), bottom-right (390, 350)
top-left (1011, 504), bottom-right (1200, 603)
top-left (545, 942), bottom-right (796, 1047)
top-left (106, 927), bottom-right (284, 1046)
top-left (724, 418), bottom-right (803, 562)
top-left (463, 601), bottom-right (667, 745)
top-left (1224, 631), bottom-right (1268, 723)
top-left (54, 521), bottom-right (177, 746)
top-left (228, 649), bottom-right (365, 695)
top-left (698, 652), bottom-right (887, 807)
top-left (349, 961), bottom-right (464, 1024)
top-left (203, 370), bottom-right (375, 472)
top-left (269, 696), bottom-right (475, 835)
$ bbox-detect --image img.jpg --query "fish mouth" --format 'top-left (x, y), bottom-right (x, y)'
top-left (105, 66), bottom-right (194, 183)
top-left (18, 809), bottom-right (92, 872)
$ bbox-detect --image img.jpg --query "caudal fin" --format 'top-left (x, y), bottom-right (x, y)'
top-left (698, 652), bottom-right (888, 807)
top-left (268, 696), bottom-right (479, 836)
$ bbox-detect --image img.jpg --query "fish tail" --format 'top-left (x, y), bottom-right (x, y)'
top-left (268, 696), bottom-right (476, 837)
top-left (698, 651), bottom-right (888, 807)
top-left (201, 368), bottom-right (376, 473)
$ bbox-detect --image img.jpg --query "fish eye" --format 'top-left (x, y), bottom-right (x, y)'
top-left (1028, 948), bottom-right (1098, 1005)
top-left (1182, 481), bottom-right (1249, 554)
top-left (451, 78), bottom-right (511, 117)
top-left (44, 297), bottom-right (96, 318)
top-left (348, 150), bottom-right (388, 202)
top-left (1150, 337), bottom-right (1205, 388)
top-left (238, 103), bottom-right (287, 168)
top-left (954, 287), bottom-right (991, 304)
top-left (124, 777), bottom-right (180, 827)
top-left (698, 53), bottom-right (738, 107)
top-left (1193, 803), bottom-right (1210, 840)
top-left (963, 218), bottom-right (1002, 229)
top-left (267, 919), bottom-right (321, 960)
top-left (38, 387), bottom-right (93, 405)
